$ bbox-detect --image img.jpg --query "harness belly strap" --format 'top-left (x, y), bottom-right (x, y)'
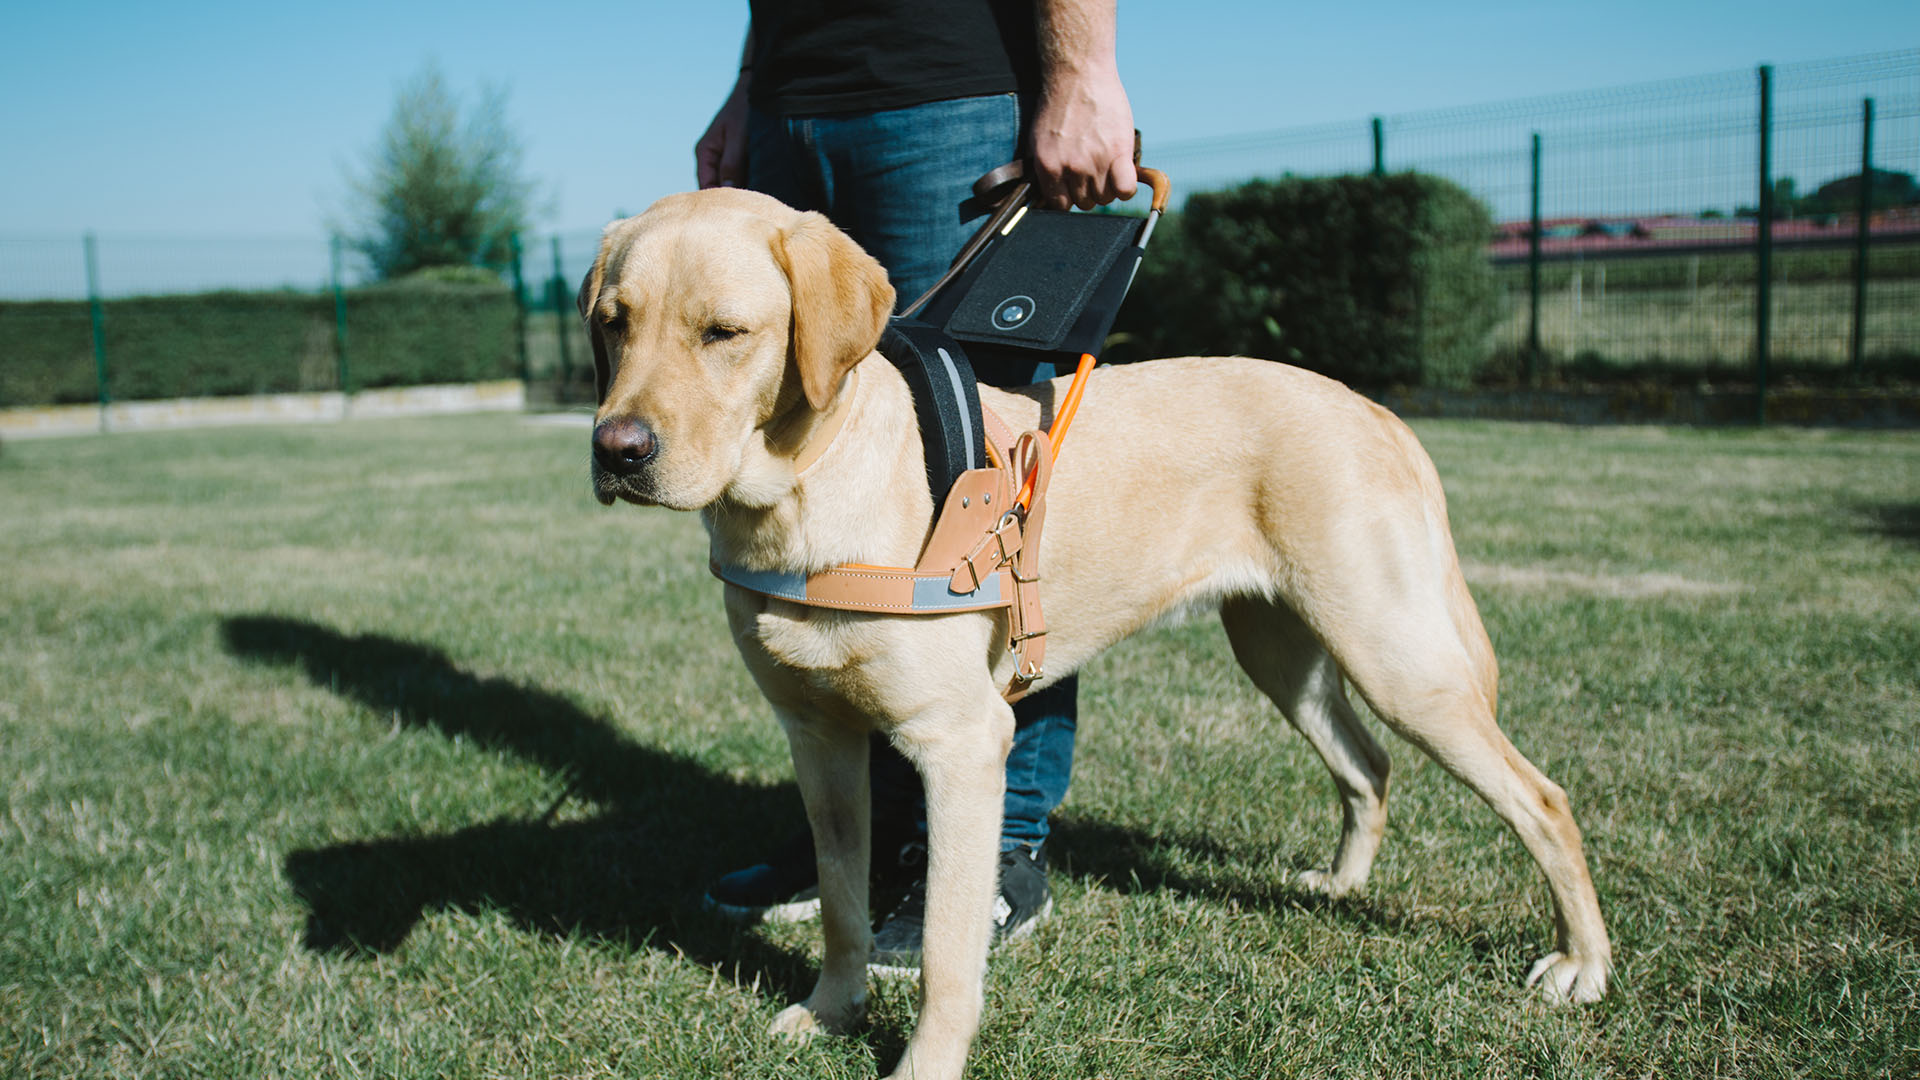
top-left (710, 560), bottom-right (1016, 614)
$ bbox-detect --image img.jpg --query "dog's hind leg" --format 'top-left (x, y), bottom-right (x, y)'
top-left (1220, 597), bottom-right (1391, 897)
top-left (1311, 581), bottom-right (1612, 1003)
top-left (769, 710), bottom-right (872, 1039)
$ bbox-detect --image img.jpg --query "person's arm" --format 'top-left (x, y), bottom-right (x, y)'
top-left (695, 27), bottom-right (754, 189)
top-left (1030, 0), bottom-right (1136, 210)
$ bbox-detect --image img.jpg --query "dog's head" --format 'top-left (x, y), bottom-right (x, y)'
top-left (579, 188), bottom-right (895, 510)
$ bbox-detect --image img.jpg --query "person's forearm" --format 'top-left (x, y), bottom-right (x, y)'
top-left (1036, 0), bottom-right (1119, 84)
top-left (1030, 0), bottom-right (1134, 209)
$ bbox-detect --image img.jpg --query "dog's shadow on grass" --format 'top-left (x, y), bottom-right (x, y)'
top-left (225, 613), bottom-right (1433, 1025)
top-left (223, 614), bottom-right (819, 1003)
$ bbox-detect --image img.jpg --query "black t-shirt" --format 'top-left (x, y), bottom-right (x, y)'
top-left (746, 0), bottom-right (1039, 116)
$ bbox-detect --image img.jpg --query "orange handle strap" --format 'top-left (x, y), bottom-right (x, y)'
top-left (1016, 351), bottom-right (1096, 510)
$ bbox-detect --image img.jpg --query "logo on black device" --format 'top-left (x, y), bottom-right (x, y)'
top-left (991, 295), bottom-right (1036, 331)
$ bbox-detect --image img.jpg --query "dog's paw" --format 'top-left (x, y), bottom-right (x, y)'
top-left (1294, 868), bottom-right (1362, 898)
top-left (770, 1003), bottom-right (827, 1041)
top-left (1525, 951), bottom-right (1608, 1004)
top-left (769, 997), bottom-right (865, 1041)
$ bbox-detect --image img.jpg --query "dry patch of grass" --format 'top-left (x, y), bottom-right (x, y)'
top-left (1462, 561), bottom-right (1746, 598)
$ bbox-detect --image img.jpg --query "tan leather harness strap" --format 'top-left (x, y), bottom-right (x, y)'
top-left (1002, 429), bottom-right (1051, 696)
top-left (711, 560), bottom-right (1019, 614)
top-left (979, 406), bottom-right (1017, 472)
top-left (712, 402), bottom-right (1054, 701)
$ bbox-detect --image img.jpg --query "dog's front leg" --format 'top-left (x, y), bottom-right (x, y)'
top-left (885, 694), bottom-right (1015, 1080)
top-left (770, 710), bottom-right (871, 1038)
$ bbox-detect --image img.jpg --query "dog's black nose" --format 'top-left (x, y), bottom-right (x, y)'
top-left (593, 418), bottom-right (658, 474)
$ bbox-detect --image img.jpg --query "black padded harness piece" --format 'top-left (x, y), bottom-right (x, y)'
top-left (878, 320), bottom-right (987, 502)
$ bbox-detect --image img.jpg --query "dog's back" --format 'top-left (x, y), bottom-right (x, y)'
top-left (977, 355), bottom-right (1493, 702)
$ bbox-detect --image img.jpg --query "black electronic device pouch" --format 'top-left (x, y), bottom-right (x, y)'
top-left (921, 209), bottom-right (1144, 358)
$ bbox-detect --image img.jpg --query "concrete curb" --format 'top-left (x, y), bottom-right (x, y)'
top-left (0, 380), bottom-right (527, 440)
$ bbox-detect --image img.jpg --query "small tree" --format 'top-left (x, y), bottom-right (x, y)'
top-left (341, 63), bottom-right (539, 280)
top-left (1814, 167), bottom-right (1920, 213)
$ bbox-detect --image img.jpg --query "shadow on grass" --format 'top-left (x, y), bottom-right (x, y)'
top-left (222, 614), bottom-right (817, 1002)
top-left (1049, 816), bottom-right (1553, 974)
top-left (1048, 817), bottom-right (1422, 936)
top-left (224, 614), bottom-right (1469, 1016)
top-left (1861, 501), bottom-right (1920, 546)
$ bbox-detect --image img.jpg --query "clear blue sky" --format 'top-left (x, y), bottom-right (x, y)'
top-left (3, 1), bottom-right (1914, 238)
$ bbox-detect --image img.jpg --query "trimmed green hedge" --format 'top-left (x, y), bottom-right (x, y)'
top-left (0, 282), bottom-right (518, 408)
top-left (1113, 173), bottom-right (1498, 388)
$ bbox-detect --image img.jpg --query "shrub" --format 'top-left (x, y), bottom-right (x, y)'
top-left (1112, 173), bottom-right (1499, 388)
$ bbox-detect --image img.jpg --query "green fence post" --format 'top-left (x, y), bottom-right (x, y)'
top-left (83, 233), bottom-right (109, 433)
top-left (550, 236), bottom-right (574, 401)
top-left (330, 235), bottom-right (351, 416)
top-left (1850, 97), bottom-right (1874, 381)
top-left (1755, 64), bottom-right (1773, 424)
top-left (1371, 117), bottom-right (1385, 177)
top-left (510, 233), bottom-right (531, 386)
top-left (1527, 132), bottom-right (1542, 386)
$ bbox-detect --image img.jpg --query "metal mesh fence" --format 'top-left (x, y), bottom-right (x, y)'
top-left (1154, 49), bottom-right (1920, 385)
top-left (518, 227), bottom-right (604, 403)
top-left (3, 50), bottom-right (1916, 414)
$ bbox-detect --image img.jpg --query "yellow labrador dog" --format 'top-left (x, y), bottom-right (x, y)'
top-left (581, 188), bottom-right (1611, 1080)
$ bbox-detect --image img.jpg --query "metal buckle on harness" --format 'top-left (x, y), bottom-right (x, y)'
top-left (1010, 659), bottom-right (1044, 685)
top-left (955, 511), bottom-right (1026, 594)
top-left (991, 511), bottom-right (1022, 559)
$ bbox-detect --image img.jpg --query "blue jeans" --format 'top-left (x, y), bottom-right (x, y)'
top-left (749, 94), bottom-right (1077, 853)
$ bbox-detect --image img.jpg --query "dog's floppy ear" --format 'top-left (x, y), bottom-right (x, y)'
top-left (778, 212), bottom-right (895, 411)
top-left (578, 229), bottom-right (617, 405)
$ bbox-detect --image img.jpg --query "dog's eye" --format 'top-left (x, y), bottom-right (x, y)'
top-left (702, 324), bottom-right (745, 345)
top-left (598, 311), bottom-right (626, 335)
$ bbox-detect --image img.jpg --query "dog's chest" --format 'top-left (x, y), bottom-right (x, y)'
top-left (751, 603), bottom-right (875, 673)
top-left (725, 595), bottom-right (893, 713)
top-left (726, 588), bottom-right (1004, 725)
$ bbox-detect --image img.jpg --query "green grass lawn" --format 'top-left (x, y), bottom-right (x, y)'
top-left (3, 413), bottom-right (1917, 1079)
top-left (1489, 276), bottom-right (1920, 376)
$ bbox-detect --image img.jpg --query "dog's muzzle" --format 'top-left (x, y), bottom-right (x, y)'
top-left (592, 418), bottom-right (660, 505)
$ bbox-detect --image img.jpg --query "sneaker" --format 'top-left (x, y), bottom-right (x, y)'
top-left (703, 827), bottom-right (821, 924)
top-left (867, 876), bottom-right (926, 977)
top-left (868, 845), bottom-right (1054, 978)
top-left (704, 828), bottom-right (926, 924)
top-left (992, 844), bottom-right (1055, 944)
